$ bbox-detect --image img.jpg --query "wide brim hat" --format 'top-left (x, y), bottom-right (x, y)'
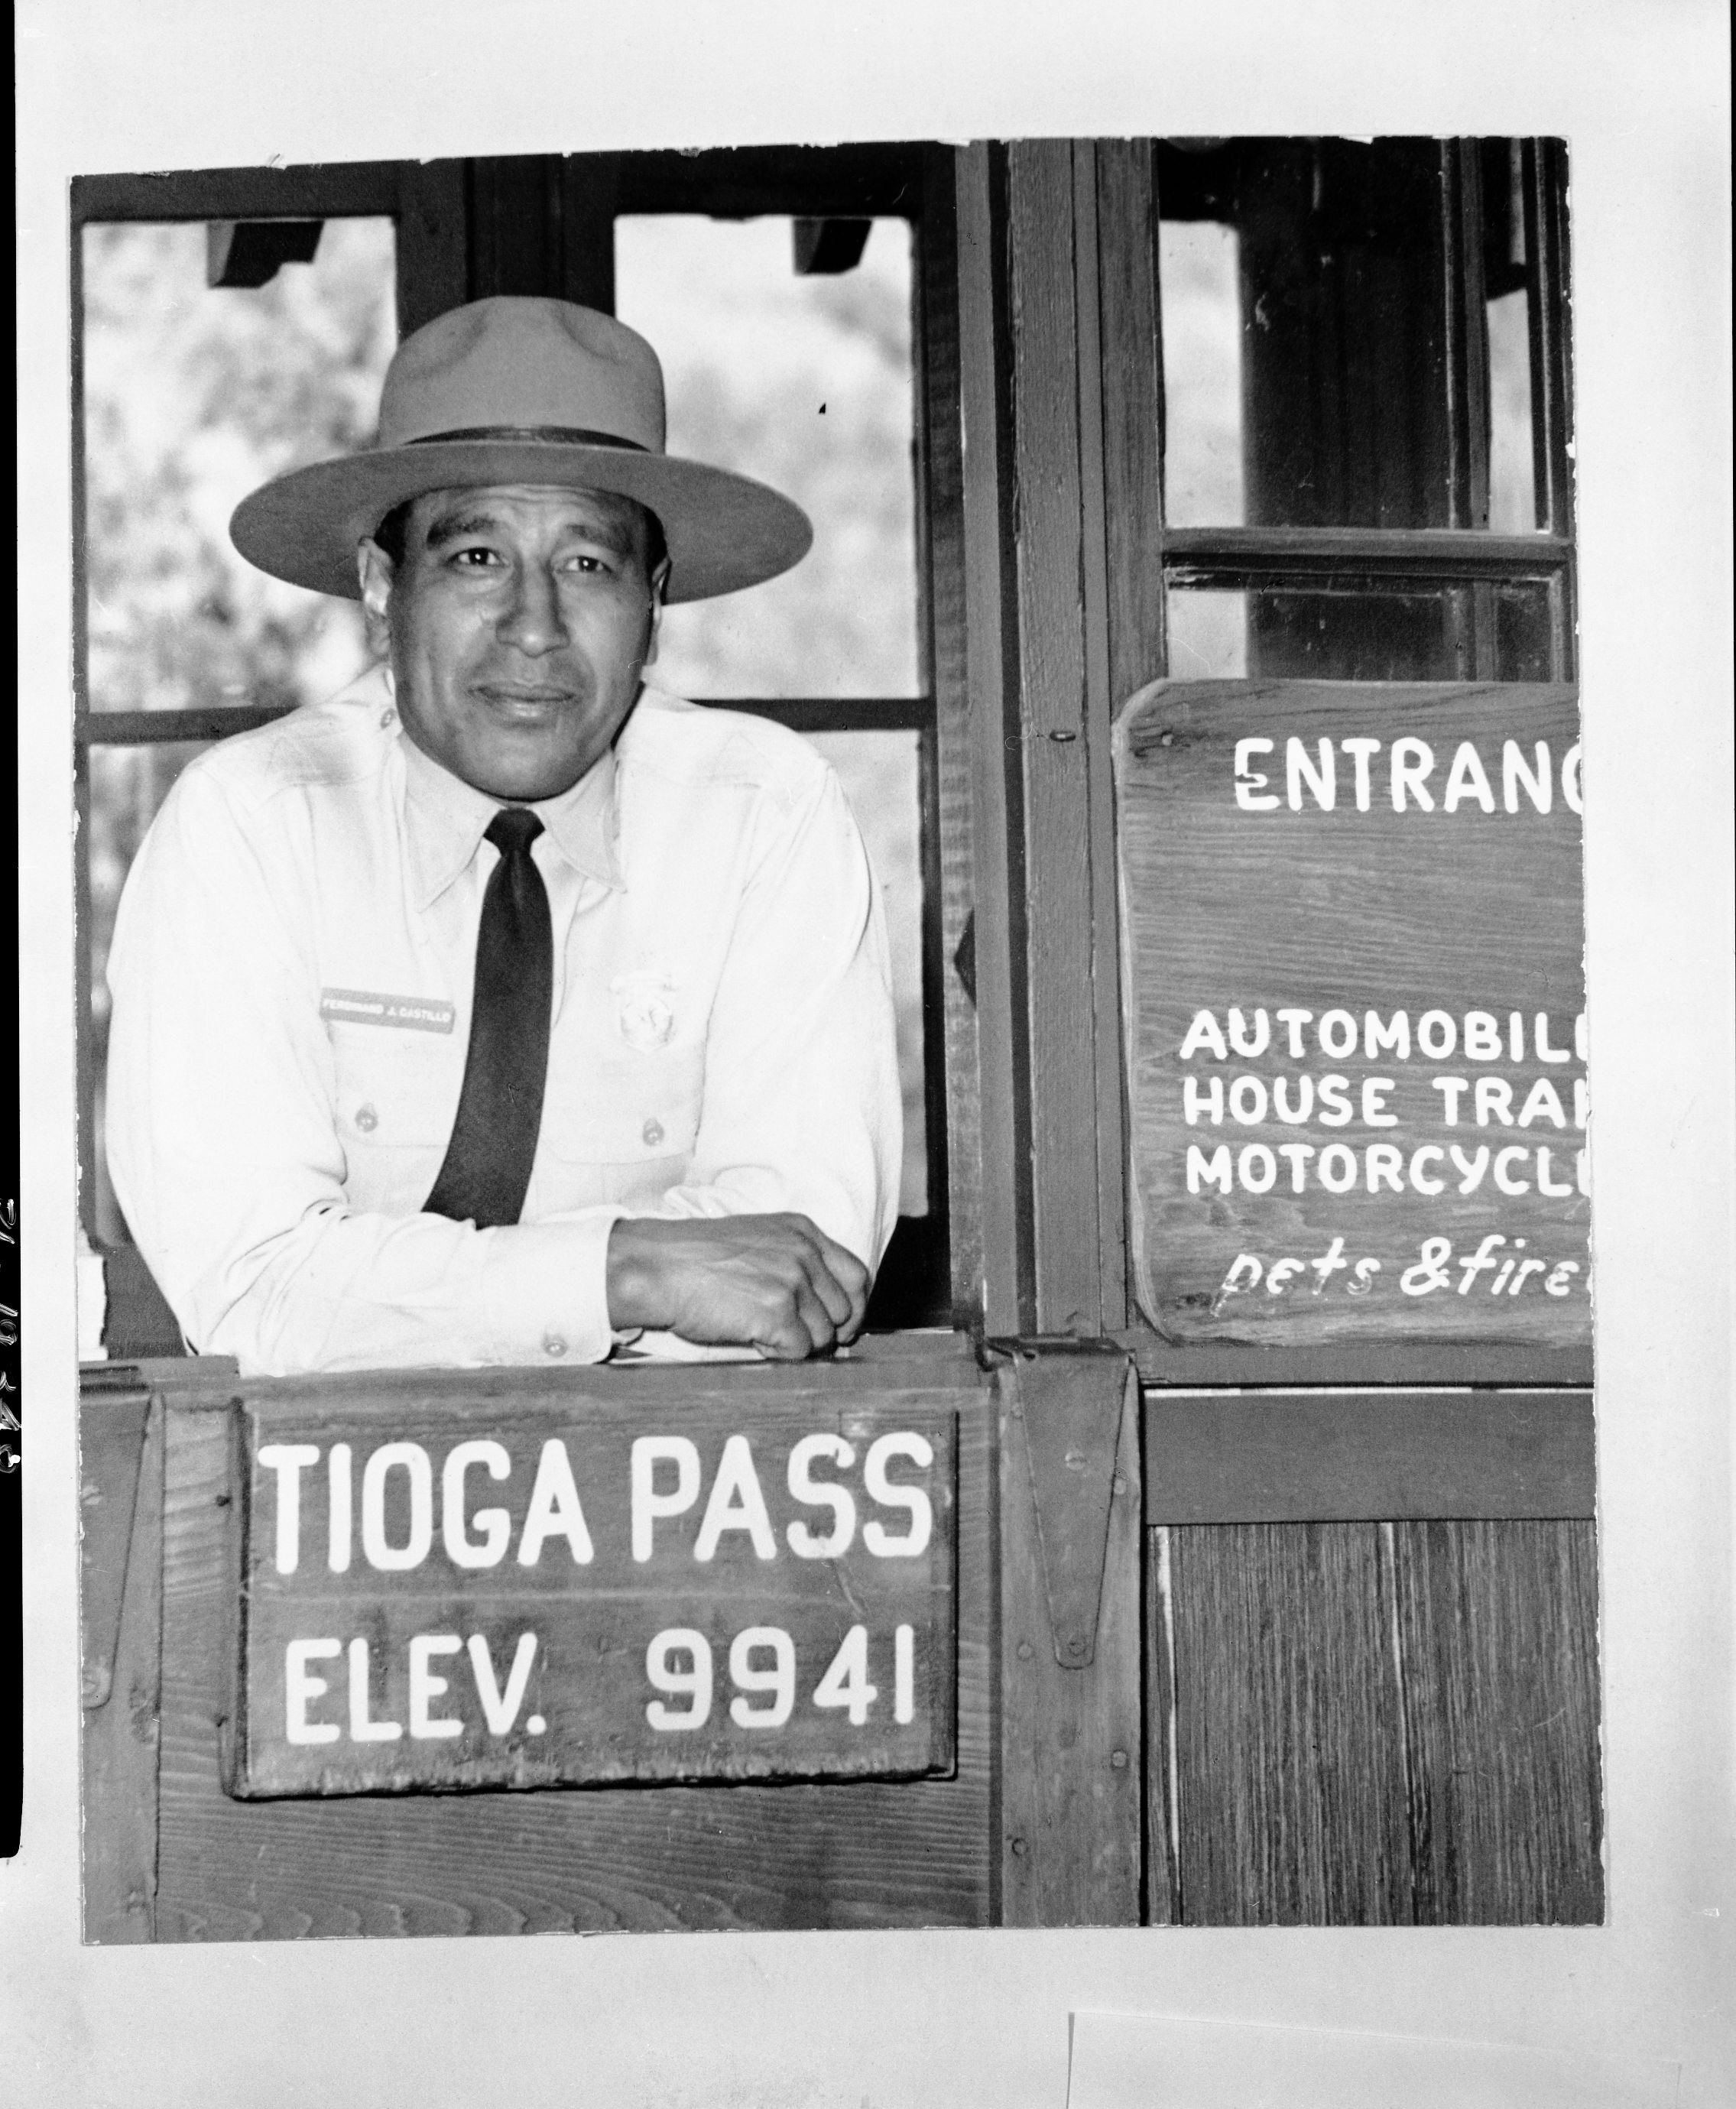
top-left (230, 297), bottom-right (812, 605)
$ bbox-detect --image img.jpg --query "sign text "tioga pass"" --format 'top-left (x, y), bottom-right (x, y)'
top-left (231, 1395), bottom-right (961, 1797)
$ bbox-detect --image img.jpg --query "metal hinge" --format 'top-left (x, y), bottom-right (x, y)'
top-left (982, 1338), bottom-right (1135, 1669)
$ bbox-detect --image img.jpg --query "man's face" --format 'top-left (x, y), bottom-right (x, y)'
top-left (359, 483), bottom-right (666, 802)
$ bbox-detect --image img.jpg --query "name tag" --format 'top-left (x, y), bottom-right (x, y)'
top-left (321, 988), bottom-right (455, 1034)
top-left (227, 1390), bottom-right (958, 1798)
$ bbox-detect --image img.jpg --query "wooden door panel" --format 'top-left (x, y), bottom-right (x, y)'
top-left (1394, 1517), bottom-right (1602, 1924)
top-left (1149, 1513), bottom-right (1602, 1925)
top-left (1153, 1520), bottom-right (1413, 1926)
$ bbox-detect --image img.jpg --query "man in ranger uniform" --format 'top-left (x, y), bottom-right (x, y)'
top-left (106, 296), bottom-right (900, 1376)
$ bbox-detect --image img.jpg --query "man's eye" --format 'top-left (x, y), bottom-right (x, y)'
top-left (560, 553), bottom-right (610, 576)
top-left (450, 546), bottom-right (503, 568)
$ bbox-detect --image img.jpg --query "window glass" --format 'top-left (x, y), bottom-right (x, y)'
top-left (1487, 287), bottom-right (1539, 533)
top-left (80, 219), bottom-right (397, 714)
top-left (617, 213), bottom-right (933, 1232)
top-left (1483, 138), bottom-right (1546, 535)
top-left (1167, 579), bottom-right (1556, 683)
top-left (1158, 219), bottom-right (1243, 527)
top-left (82, 217), bottom-right (398, 1248)
top-left (87, 740), bottom-right (213, 1244)
top-left (1165, 588), bottom-right (1251, 680)
top-left (1492, 580), bottom-right (1555, 680)
top-left (614, 216), bottom-right (920, 699)
top-left (1157, 139), bottom-right (1542, 535)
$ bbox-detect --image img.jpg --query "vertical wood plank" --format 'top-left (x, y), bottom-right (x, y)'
top-left (81, 1395), bottom-right (164, 1942)
top-left (1143, 1524), bottom-right (1181, 1924)
top-left (1095, 141), bottom-right (1167, 715)
top-left (1166, 1522), bottom-right (1413, 1924)
top-left (916, 147), bottom-right (983, 1321)
top-left (72, 211), bottom-right (98, 1235)
top-left (1394, 1519), bottom-right (1603, 1924)
top-left (1071, 141), bottom-right (1128, 1332)
top-left (1095, 138), bottom-right (1164, 1347)
top-left (956, 142), bottom-right (1030, 1335)
top-left (998, 1371), bottom-right (1142, 1925)
top-left (1006, 140), bottom-right (1102, 1335)
top-left (392, 161), bottom-right (468, 336)
top-left (466, 157), bottom-right (560, 300)
top-left (1524, 138), bottom-right (1576, 678)
top-left (558, 154), bottom-right (619, 312)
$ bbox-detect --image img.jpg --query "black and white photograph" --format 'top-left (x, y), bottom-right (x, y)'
top-left (11, 2), bottom-right (1733, 2104)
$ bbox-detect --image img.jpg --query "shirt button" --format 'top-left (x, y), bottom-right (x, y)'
top-left (379, 707), bottom-right (397, 728)
top-left (355, 1104), bottom-right (378, 1134)
top-left (543, 1332), bottom-right (568, 1358)
top-left (641, 1118), bottom-right (664, 1148)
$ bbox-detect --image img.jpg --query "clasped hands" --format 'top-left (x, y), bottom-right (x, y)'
top-left (606, 1212), bottom-right (870, 1361)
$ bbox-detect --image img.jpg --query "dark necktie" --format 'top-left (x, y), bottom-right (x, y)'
top-left (423, 806), bottom-right (553, 1228)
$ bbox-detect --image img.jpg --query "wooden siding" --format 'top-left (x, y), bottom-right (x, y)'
top-left (1147, 1514), bottom-right (1602, 1925)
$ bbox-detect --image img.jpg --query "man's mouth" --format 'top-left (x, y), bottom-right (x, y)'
top-left (474, 683), bottom-right (578, 715)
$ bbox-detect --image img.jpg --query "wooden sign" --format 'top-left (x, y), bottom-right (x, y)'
top-left (1115, 680), bottom-right (1588, 1347)
top-left (229, 1385), bottom-right (956, 1797)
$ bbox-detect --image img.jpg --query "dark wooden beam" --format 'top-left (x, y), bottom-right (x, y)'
top-left (1122, 1331), bottom-right (1594, 1390)
top-left (956, 143), bottom-right (1030, 1337)
top-left (912, 144), bottom-right (975, 1322)
top-left (73, 164), bottom-right (404, 222)
top-left (206, 219), bottom-right (323, 289)
top-left (1163, 526), bottom-right (1572, 581)
top-left (611, 143), bottom-right (923, 221)
top-left (1144, 1387), bottom-right (1595, 1523)
top-left (793, 217), bottom-right (872, 274)
top-left (1006, 138), bottom-right (1108, 1336)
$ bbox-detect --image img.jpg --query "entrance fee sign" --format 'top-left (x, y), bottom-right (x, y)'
top-left (229, 1389), bottom-right (956, 1797)
top-left (1115, 680), bottom-right (1588, 1347)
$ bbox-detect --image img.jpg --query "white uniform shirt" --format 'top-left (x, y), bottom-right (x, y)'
top-left (105, 664), bottom-right (901, 1376)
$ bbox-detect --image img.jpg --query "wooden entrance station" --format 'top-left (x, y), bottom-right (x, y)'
top-left (77, 137), bottom-right (1598, 1937)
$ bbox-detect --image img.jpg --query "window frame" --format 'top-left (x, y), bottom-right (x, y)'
top-left (69, 146), bottom-right (975, 1335)
top-left (952, 136), bottom-right (1588, 1387)
top-left (1151, 137), bottom-right (1577, 683)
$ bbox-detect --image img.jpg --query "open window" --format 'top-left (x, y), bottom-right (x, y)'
top-left (73, 146), bottom-right (971, 1343)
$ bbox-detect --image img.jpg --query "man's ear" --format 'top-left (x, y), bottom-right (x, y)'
top-left (357, 539), bottom-right (394, 658)
top-left (641, 556), bottom-right (671, 674)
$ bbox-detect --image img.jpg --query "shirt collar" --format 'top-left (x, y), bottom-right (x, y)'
top-left (390, 677), bottom-right (625, 910)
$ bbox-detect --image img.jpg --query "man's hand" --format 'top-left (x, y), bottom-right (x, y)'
top-left (606, 1213), bottom-right (871, 1360)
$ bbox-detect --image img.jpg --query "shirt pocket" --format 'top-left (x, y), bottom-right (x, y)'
top-left (538, 1041), bottom-right (707, 1178)
top-left (329, 1022), bottom-right (459, 1153)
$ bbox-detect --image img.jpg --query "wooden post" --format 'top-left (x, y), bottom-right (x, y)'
top-left (1005, 139), bottom-right (1108, 1335)
top-left (996, 1349), bottom-right (1142, 1925)
top-left (80, 1384), bottom-right (164, 1941)
top-left (915, 143), bottom-right (984, 1325)
top-left (955, 142), bottom-right (1030, 1337)
top-left (393, 161), bottom-right (467, 336)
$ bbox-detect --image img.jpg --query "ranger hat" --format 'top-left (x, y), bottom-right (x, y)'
top-left (229, 296), bottom-right (812, 604)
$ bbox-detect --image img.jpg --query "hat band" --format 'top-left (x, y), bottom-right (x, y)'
top-left (405, 424), bottom-right (651, 451)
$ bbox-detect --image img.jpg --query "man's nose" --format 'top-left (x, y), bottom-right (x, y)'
top-left (495, 561), bottom-right (569, 654)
